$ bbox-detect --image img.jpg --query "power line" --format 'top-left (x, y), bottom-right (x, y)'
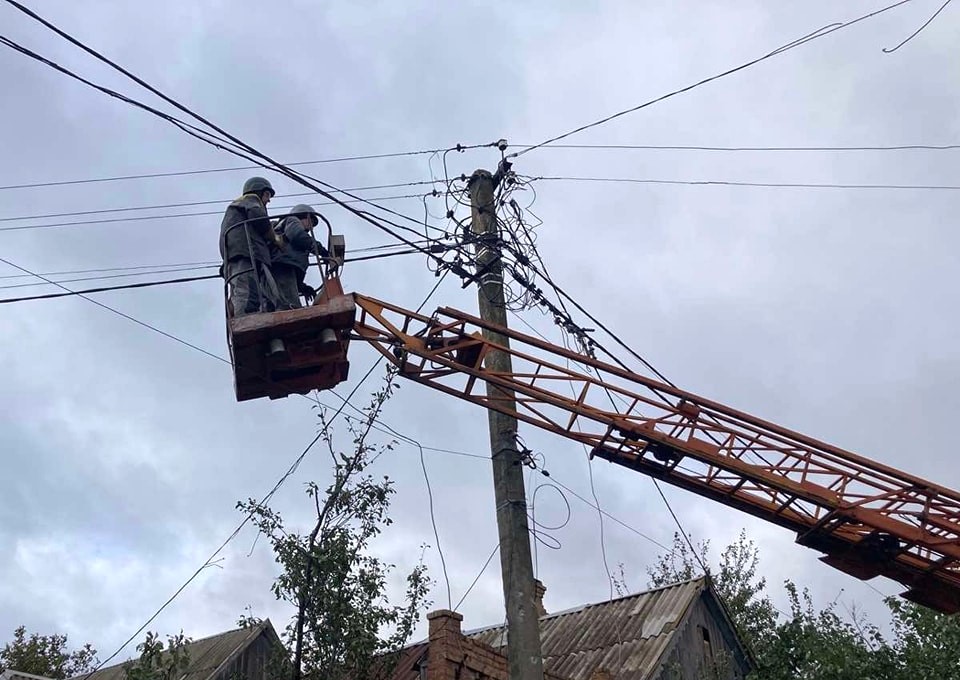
top-left (0, 265), bottom-right (217, 291)
top-left (454, 542), bottom-right (501, 611)
top-left (0, 274), bottom-right (217, 304)
top-left (531, 175), bottom-right (960, 192)
top-left (0, 27), bottom-right (475, 265)
top-left (0, 248), bottom-right (429, 291)
top-left (5, 140), bottom-right (952, 197)
top-left (0, 180), bottom-right (440, 223)
top-left (0, 192), bottom-right (435, 233)
top-left (0, 150), bottom-right (470, 192)
top-left (0, 255), bottom-right (233, 363)
top-left (0, 236), bottom-right (434, 281)
top-left (0, 260), bottom-right (219, 280)
top-left (511, 0), bottom-right (914, 158)
top-left (510, 142), bottom-right (960, 153)
top-left (0, 248), bottom-right (432, 304)
top-left (883, 0), bottom-right (954, 53)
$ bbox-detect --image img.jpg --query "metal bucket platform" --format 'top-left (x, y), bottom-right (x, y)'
top-left (227, 279), bottom-right (355, 401)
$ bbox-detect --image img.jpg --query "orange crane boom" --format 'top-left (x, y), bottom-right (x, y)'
top-left (351, 294), bottom-right (960, 614)
top-left (225, 282), bottom-right (960, 613)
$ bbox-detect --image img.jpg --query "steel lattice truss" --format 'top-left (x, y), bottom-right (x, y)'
top-left (353, 294), bottom-right (960, 613)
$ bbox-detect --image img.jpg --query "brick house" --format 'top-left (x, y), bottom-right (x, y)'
top-left (388, 577), bottom-right (754, 680)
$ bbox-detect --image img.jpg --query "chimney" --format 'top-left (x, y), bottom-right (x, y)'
top-left (534, 579), bottom-right (548, 617)
top-left (427, 609), bottom-right (463, 639)
top-left (426, 610), bottom-right (463, 680)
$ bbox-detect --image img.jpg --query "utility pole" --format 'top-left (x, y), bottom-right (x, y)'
top-left (468, 168), bottom-right (545, 680)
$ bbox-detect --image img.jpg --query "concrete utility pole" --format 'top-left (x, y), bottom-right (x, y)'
top-left (468, 168), bottom-right (545, 680)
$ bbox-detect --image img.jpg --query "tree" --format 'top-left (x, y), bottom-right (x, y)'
top-left (757, 582), bottom-right (894, 680)
top-left (886, 596), bottom-right (960, 680)
top-left (122, 632), bottom-right (190, 680)
top-left (0, 626), bottom-right (97, 679)
top-left (647, 530), bottom-right (779, 650)
top-left (238, 373), bottom-right (432, 680)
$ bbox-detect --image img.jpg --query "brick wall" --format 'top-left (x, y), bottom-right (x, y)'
top-left (424, 610), bottom-right (564, 680)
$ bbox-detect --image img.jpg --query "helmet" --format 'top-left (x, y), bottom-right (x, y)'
top-left (290, 203), bottom-right (317, 217)
top-left (242, 176), bottom-right (275, 196)
top-left (290, 203), bottom-right (319, 226)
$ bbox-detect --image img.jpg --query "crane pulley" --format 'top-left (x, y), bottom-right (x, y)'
top-left (226, 278), bottom-right (960, 614)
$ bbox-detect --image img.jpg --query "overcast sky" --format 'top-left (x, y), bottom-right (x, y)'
top-left (2, 0), bottom-right (959, 667)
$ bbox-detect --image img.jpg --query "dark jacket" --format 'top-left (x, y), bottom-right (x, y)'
top-left (271, 216), bottom-right (328, 273)
top-left (219, 194), bottom-right (273, 264)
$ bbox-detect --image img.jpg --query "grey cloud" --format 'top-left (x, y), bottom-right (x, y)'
top-left (2, 0), bottom-right (958, 662)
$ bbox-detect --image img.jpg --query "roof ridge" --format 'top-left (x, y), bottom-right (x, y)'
top-left (462, 576), bottom-right (706, 640)
top-left (74, 623), bottom-right (269, 677)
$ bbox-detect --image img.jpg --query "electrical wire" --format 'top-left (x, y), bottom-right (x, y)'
top-left (0, 265), bottom-right (217, 290)
top-left (417, 440), bottom-right (452, 611)
top-left (0, 150), bottom-right (478, 192)
top-left (651, 479), bottom-right (711, 578)
top-left (0, 180), bottom-right (441, 223)
top-left (0, 260), bottom-right (219, 280)
top-left (0, 274), bottom-right (217, 304)
top-left (0, 192), bottom-right (435, 233)
top-left (0, 247), bottom-right (438, 304)
top-left (883, 0), bottom-right (954, 53)
top-left (508, 142), bottom-right (960, 153)
top-left (0, 240), bottom-right (435, 283)
top-left (0, 255), bottom-right (230, 362)
top-left (454, 542), bottom-right (501, 612)
top-left (0, 24), bottom-right (480, 269)
top-left (531, 175), bottom-right (960, 192)
top-left (4, 140), bottom-right (954, 196)
top-left (510, 0), bottom-right (914, 159)
top-left (547, 474), bottom-right (671, 552)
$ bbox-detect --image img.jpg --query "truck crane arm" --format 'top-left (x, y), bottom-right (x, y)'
top-left (352, 293), bottom-right (960, 614)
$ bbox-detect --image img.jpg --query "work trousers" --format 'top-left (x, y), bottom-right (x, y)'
top-left (272, 263), bottom-right (303, 310)
top-left (225, 257), bottom-right (281, 316)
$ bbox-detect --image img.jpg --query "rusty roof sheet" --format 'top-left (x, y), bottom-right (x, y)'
top-left (467, 578), bottom-right (706, 680)
top-left (71, 622), bottom-right (276, 680)
top-left (380, 641), bottom-right (428, 680)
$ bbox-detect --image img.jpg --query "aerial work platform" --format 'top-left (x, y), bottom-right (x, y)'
top-left (226, 277), bottom-right (355, 401)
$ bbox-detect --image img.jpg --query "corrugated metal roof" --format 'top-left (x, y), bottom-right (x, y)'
top-left (468, 578), bottom-right (706, 680)
top-left (70, 622), bottom-right (275, 680)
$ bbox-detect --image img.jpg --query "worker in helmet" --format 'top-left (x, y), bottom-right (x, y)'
top-left (219, 177), bottom-right (283, 316)
top-left (271, 204), bottom-right (329, 308)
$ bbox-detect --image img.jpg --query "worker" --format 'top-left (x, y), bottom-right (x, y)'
top-left (219, 176), bottom-right (283, 316)
top-left (271, 203), bottom-right (329, 308)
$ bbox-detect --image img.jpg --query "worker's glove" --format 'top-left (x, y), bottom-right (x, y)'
top-left (299, 282), bottom-right (317, 304)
